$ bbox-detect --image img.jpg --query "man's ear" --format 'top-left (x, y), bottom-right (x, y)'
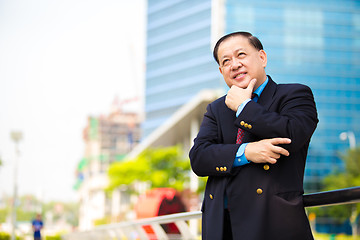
top-left (260, 50), bottom-right (267, 68)
top-left (219, 66), bottom-right (223, 74)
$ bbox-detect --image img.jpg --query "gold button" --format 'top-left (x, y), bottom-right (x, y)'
top-left (209, 194), bottom-right (213, 199)
top-left (248, 124), bottom-right (252, 129)
top-left (240, 121), bottom-right (245, 126)
top-left (263, 164), bottom-right (270, 170)
top-left (224, 167), bottom-right (227, 171)
top-left (256, 188), bottom-right (263, 195)
top-left (244, 123), bottom-right (248, 128)
top-left (220, 167), bottom-right (224, 171)
top-left (216, 167), bottom-right (219, 171)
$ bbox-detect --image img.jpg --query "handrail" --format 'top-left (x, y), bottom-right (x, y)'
top-left (63, 187), bottom-right (360, 240)
top-left (303, 186), bottom-right (360, 207)
top-left (63, 211), bottom-right (202, 240)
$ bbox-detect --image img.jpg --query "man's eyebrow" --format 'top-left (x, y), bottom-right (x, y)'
top-left (220, 48), bottom-right (245, 61)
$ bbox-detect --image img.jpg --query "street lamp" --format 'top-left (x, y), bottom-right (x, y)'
top-left (10, 131), bottom-right (22, 240)
top-left (339, 131), bottom-right (356, 149)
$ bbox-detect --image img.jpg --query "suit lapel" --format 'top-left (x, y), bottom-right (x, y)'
top-left (257, 76), bottom-right (277, 110)
top-left (242, 76), bottom-right (277, 143)
top-left (220, 97), bottom-right (239, 143)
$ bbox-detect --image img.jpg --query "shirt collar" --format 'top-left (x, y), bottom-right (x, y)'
top-left (253, 76), bottom-right (268, 98)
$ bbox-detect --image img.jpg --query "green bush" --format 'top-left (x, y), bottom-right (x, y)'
top-left (0, 232), bottom-right (22, 240)
top-left (0, 232), bottom-right (10, 240)
top-left (45, 235), bottom-right (62, 240)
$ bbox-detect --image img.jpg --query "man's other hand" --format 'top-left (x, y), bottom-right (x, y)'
top-left (245, 138), bottom-right (291, 164)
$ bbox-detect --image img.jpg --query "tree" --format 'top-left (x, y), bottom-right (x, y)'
top-left (308, 147), bottom-right (360, 236)
top-left (107, 145), bottom-right (191, 192)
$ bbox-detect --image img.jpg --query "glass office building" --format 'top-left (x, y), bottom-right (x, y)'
top-left (225, 0), bottom-right (360, 192)
top-left (145, 0), bottom-right (360, 232)
top-left (145, 0), bottom-right (221, 137)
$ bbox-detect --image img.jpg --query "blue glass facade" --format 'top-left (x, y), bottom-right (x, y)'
top-left (225, 0), bottom-right (360, 194)
top-left (145, 0), bottom-right (360, 234)
top-left (145, 0), bottom-right (222, 137)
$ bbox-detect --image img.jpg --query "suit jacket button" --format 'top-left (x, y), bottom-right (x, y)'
top-left (224, 166), bottom-right (227, 171)
top-left (240, 121), bottom-right (245, 126)
top-left (244, 123), bottom-right (248, 128)
top-left (220, 167), bottom-right (224, 171)
top-left (216, 167), bottom-right (219, 171)
top-left (248, 124), bottom-right (252, 129)
top-left (263, 164), bottom-right (270, 170)
top-left (257, 188), bottom-right (263, 195)
top-left (209, 194), bottom-right (213, 199)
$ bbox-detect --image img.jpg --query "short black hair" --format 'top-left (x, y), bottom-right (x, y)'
top-left (213, 31), bottom-right (264, 65)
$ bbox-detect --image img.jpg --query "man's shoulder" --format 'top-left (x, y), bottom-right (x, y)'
top-left (268, 76), bottom-right (311, 91)
top-left (210, 95), bottom-right (226, 105)
top-left (206, 95), bottom-right (227, 112)
top-left (277, 82), bottom-right (312, 93)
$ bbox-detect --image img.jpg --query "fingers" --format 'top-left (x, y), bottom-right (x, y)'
top-left (269, 138), bottom-right (291, 158)
top-left (269, 137), bottom-right (291, 145)
top-left (247, 78), bottom-right (257, 92)
top-left (273, 145), bottom-right (290, 157)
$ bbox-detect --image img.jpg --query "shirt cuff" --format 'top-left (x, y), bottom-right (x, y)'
top-left (233, 143), bottom-right (250, 167)
top-left (236, 98), bottom-right (251, 117)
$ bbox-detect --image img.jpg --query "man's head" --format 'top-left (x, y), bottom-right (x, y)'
top-left (213, 32), bottom-right (267, 89)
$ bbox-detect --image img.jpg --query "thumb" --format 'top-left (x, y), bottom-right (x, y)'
top-left (247, 78), bottom-right (257, 92)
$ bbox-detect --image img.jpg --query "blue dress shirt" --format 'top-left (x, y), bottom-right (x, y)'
top-left (233, 77), bottom-right (269, 166)
top-left (224, 77), bottom-right (269, 208)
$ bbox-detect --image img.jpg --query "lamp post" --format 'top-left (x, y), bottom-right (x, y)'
top-left (10, 131), bottom-right (22, 240)
top-left (339, 131), bottom-right (356, 149)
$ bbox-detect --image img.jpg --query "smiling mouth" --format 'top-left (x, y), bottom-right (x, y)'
top-left (234, 73), bottom-right (246, 79)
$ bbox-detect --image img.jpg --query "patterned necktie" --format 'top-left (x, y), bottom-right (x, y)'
top-left (236, 93), bottom-right (257, 144)
top-left (236, 128), bottom-right (245, 144)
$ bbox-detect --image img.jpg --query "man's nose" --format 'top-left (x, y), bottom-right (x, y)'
top-left (231, 58), bottom-right (242, 70)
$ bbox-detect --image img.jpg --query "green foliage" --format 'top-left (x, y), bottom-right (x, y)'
top-left (107, 145), bottom-right (191, 192)
top-left (93, 216), bottom-right (112, 226)
top-left (308, 147), bottom-right (360, 223)
top-left (0, 232), bottom-right (22, 240)
top-left (314, 233), bottom-right (360, 240)
top-left (0, 232), bottom-right (9, 240)
top-left (0, 195), bottom-right (78, 229)
top-left (17, 209), bottom-right (37, 222)
top-left (45, 234), bottom-right (62, 240)
top-left (0, 208), bottom-right (9, 223)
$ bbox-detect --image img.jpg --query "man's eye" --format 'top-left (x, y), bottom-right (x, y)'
top-left (238, 52), bottom-right (245, 56)
top-left (222, 59), bottom-right (229, 65)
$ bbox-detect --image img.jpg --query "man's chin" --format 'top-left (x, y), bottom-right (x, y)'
top-left (234, 81), bottom-right (249, 89)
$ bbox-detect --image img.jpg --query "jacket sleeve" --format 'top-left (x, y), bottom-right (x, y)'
top-left (189, 102), bottom-right (240, 177)
top-left (235, 84), bottom-right (318, 153)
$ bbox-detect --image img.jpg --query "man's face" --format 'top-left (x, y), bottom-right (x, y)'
top-left (217, 36), bottom-right (267, 89)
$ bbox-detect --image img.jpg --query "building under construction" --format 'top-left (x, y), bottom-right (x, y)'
top-left (75, 97), bottom-right (141, 230)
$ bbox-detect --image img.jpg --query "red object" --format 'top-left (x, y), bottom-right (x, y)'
top-left (135, 188), bottom-right (186, 239)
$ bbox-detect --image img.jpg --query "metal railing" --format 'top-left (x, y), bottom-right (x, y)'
top-left (63, 187), bottom-right (360, 240)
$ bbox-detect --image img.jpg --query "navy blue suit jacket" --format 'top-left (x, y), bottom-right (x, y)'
top-left (190, 76), bottom-right (318, 240)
